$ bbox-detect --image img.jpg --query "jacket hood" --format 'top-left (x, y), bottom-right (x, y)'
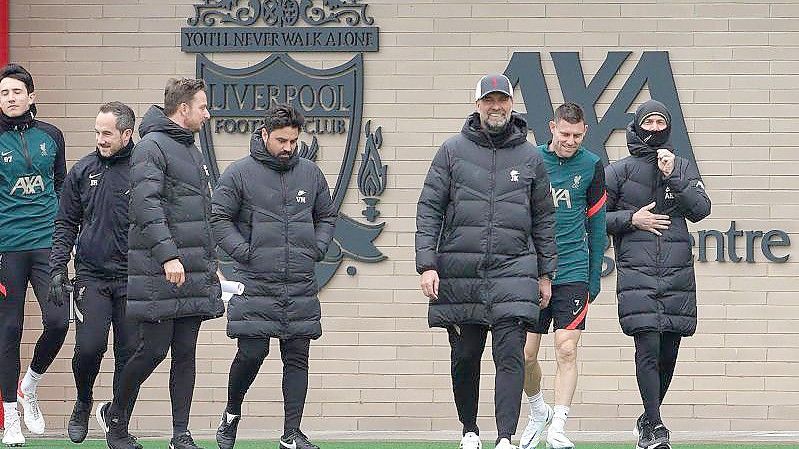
top-left (96, 137), bottom-right (134, 162)
top-left (138, 105), bottom-right (195, 146)
top-left (249, 126), bottom-right (299, 172)
top-left (461, 112), bottom-right (530, 149)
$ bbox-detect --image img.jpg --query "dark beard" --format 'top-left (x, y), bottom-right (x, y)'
top-left (485, 117), bottom-right (509, 134)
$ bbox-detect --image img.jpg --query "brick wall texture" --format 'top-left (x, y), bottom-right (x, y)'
top-left (8, 0), bottom-right (799, 437)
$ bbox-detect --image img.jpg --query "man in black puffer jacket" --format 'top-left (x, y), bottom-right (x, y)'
top-left (415, 74), bottom-right (557, 449)
top-left (96, 79), bottom-right (223, 449)
top-left (605, 99), bottom-right (711, 449)
top-left (49, 102), bottom-right (140, 445)
top-left (212, 104), bottom-right (336, 449)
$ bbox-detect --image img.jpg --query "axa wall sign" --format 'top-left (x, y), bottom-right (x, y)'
top-left (504, 51), bottom-right (790, 273)
top-left (181, 0), bottom-right (388, 287)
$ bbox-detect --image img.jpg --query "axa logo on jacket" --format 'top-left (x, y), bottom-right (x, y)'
top-left (10, 174), bottom-right (44, 195)
top-left (552, 187), bottom-right (572, 209)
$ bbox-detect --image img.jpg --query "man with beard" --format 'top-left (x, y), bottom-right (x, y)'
top-left (49, 102), bottom-right (140, 445)
top-left (212, 104), bottom-right (337, 449)
top-left (95, 78), bottom-right (224, 449)
top-left (605, 100), bottom-right (710, 449)
top-left (520, 103), bottom-right (607, 449)
top-left (0, 64), bottom-right (67, 446)
top-left (416, 74), bottom-right (557, 449)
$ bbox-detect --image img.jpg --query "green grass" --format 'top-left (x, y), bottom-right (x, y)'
top-left (13, 441), bottom-right (799, 449)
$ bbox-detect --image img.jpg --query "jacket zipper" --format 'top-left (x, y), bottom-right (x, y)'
top-left (280, 172), bottom-right (290, 332)
top-left (19, 130), bottom-right (31, 169)
top-left (483, 132), bottom-right (498, 311)
top-left (654, 168), bottom-right (665, 331)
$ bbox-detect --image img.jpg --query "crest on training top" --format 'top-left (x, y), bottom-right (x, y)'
top-left (182, 0), bottom-right (386, 288)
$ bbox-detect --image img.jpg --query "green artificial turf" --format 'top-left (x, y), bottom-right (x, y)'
top-left (13, 440), bottom-right (799, 449)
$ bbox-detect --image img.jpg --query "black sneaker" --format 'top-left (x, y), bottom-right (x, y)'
top-left (633, 413), bottom-right (649, 438)
top-left (170, 431), bottom-right (203, 449)
top-left (636, 418), bottom-right (653, 449)
top-left (106, 421), bottom-right (138, 449)
top-left (128, 434), bottom-right (144, 449)
top-left (279, 429), bottom-right (319, 449)
top-left (216, 411), bottom-right (240, 449)
top-left (648, 424), bottom-right (671, 449)
top-left (68, 400), bottom-right (92, 443)
top-left (95, 401), bottom-right (111, 433)
top-left (98, 402), bottom-right (138, 449)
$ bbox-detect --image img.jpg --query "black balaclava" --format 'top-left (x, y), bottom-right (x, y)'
top-left (633, 99), bottom-right (671, 147)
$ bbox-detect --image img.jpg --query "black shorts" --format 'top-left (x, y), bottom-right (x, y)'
top-left (528, 282), bottom-right (589, 334)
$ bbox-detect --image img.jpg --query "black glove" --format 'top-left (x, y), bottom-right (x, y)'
top-left (48, 271), bottom-right (73, 306)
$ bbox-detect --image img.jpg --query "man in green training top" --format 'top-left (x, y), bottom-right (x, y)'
top-left (0, 64), bottom-right (68, 447)
top-left (520, 103), bottom-right (607, 449)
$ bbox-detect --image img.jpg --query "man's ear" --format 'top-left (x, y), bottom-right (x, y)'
top-left (122, 128), bottom-right (134, 143)
top-left (261, 127), bottom-right (269, 142)
top-left (28, 91), bottom-right (36, 104)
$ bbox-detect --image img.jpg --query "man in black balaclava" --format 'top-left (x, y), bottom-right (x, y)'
top-left (605, 99), bottom-right (711, 449)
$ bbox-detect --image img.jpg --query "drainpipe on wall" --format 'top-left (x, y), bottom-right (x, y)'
top-left (0, 0), bottom-right (7, 66)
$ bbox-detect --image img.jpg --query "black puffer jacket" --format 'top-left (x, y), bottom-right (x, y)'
top-left (126, 106), bottom-right (223, 322)
top-left (416, 112), bottom-right (557, 328)
top-left (211, 129), bottom-right (337, 339)
top-left (50, 140), bottom-right (133, 280)
top-left (606, 102), bottom-right (711, 337)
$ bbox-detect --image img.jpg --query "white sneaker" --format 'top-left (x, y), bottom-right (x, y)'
top-left (520, 403), bottom-right (553, 449)
top-left (2, 408), bottom-right (26, 446)
top-left (17, 382), bottom-right (45, 435)
top-left (495, 438), bottom-right (518, 449)
top-left (460, 432), bottom-right (482, 449)
top-left (545, 427), bottom-right (574, 449)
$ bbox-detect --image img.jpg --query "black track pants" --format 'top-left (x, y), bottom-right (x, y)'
top-left (634, 331), bottom-right (682, 426)
top-left (448, 320), bottom-right (526, 441)
top-left (71, 278), bottom-right (138, 407)
top-left (108, 316), bottom-right (203, 435)
top-left (226, 337), bottom-right (311, 432)
top-left (0, 249), bottom-right (68, 401)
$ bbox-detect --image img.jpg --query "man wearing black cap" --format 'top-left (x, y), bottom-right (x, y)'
top-left (416, 74), bottom-right (557, 449)
top-left (605, 99), bottom-right (711, 449)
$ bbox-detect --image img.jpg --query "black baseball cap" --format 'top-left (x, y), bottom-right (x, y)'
top-left (475, 74), bottom-right (513, 101)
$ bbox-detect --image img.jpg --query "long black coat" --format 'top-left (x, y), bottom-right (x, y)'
top-left (415, 113), bottom-right (557, 328)
top-left (211, 130), bottom-right (337, 339)
top-left (126, 106), bottom-right (223, 322)
top-left (606, 124), bottom-right (711, 336)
